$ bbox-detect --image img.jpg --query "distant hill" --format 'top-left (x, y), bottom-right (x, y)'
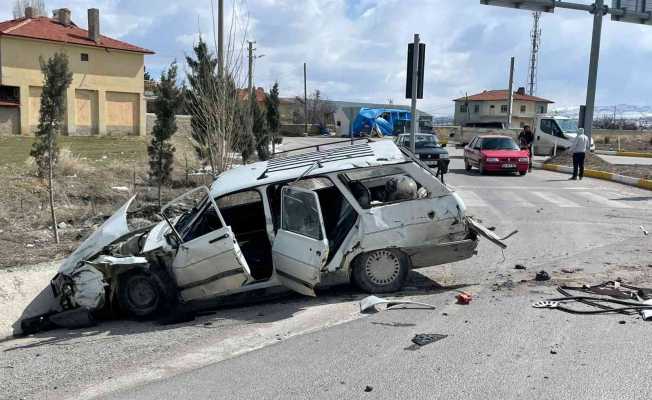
top-left (551, 104), bottom-right (652, 120)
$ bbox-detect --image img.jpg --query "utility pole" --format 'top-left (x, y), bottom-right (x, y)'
top-left (527, 11), bottom-right (541, 96)
top-left (218, 0), bottom-right (223, 77)
top-left (409, 34), bottom-right (420, 154)
top-left (507, 56), bottom-right (515, 129)
top-left (303, 62), bottom-right (308, 135)
top-left (248, 41), bottom-right (254, 96)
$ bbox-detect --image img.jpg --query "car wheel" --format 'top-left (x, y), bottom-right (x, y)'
top-left (519, 170), bottom-right (528, 176)
top-left (478, 162), bottom-right (486, 175)
top-left (352, 249), bottom-right (409, 293)
top-left (464, 160), bottom-right (472, 172)
top-left (118, 272), bottom-right (162, 318)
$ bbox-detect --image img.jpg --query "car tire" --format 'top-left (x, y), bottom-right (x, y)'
top-left (519, 170), bottom-right (527, 176)
top-left (478, 162), bottom-right (486, 175)
top-left (118, 272), bottom-right (162, 318)
top-left (464, 160), bottom-right (472, 172)
top-left (352, 249), bottom-right (409, 294)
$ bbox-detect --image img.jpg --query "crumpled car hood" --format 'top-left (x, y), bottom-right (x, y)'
top-left (57, 196), bottom-right (136, 275)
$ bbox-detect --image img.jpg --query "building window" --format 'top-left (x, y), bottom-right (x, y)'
top-left (500, 104), bottom-right (508, 113)
top-left (460, 104), bottom-right (468, 113)
top-left (490, 105), bottom-right (495, 109)
top-left (81, 53), bottom-right (89, 62)
top-left (539, 106), bottom-right (545, 113)
top-left (520, 104), bottom-right (526, 113)
top-left (473, 104), bottom-right (480, 113)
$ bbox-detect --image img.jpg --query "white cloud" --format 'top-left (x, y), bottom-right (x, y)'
top-left (4, 0), bottom-right (650, 114)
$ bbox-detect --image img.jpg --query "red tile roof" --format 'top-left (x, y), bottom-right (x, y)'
top-left (0, 16), bottom-right (154, 54)
top-left (454, 90), bottom-right (553, 103)
top-left (237, 87), bottom-right (267, 103)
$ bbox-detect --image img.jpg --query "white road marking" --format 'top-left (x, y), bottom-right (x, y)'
top-left (530, 191), bottom-right (582, 208)
top-left (455, 190), bottom-right (489, 208)
top-left (491, 190), bottom-right (531, 208)
top-left (574, 191), bottom-right (633, 209)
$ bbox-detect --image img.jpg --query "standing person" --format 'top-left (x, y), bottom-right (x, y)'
top-left (518, 125), bottom-right (534, 172)
top-left (569, 128), bottom-right (589, 180)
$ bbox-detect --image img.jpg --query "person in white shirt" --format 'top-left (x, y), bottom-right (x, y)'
top-left (569, 128), bottom-right (590, 180)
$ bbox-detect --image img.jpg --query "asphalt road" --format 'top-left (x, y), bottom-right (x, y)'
top-left (101, 158), bottom-right (652, 400)
top-left (2, 143), bottom-right (651, 400)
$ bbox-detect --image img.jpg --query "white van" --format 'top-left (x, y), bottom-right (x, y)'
top-left (532, 115), bottom-right (595, 156)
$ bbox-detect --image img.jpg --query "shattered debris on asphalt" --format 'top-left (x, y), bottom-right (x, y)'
top-left (405, 333), bottom-right (448, 350)
top-left (359, 295), bottom-right (436, 313)
top-left (535, 271), bottom-right (551, 281)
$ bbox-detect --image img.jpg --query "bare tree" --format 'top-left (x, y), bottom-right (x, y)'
top-left (294, 89), bottom-right (336, 132)
top-left (13, 0), bottom-right (46, 18)
top-left (185, 0), bottom-right (251, 174)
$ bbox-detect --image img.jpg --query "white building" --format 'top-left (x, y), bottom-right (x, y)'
top-left (453, 88), bottom-right (553, 129)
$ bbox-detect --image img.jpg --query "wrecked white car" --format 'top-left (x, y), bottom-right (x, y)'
top-left (48, 140), bottom-right (506, 320)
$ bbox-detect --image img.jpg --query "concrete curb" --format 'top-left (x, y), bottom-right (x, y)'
top-left (0, 262), bottom-right (59, 340)
top-left (532, 161), bottom-right (652, 191)
top-left (594, 150), bottom-right (652, 158)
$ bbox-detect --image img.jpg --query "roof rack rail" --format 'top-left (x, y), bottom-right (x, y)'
top-left (270, 137), bottom-right (373, 159)
top-left (258, 138), bottom-right (376, 180)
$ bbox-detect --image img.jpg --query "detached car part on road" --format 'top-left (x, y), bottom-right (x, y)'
top-left (44, 140), bottom-right (507, 322)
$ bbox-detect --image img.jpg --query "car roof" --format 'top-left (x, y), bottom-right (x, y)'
top-left (398, 133), bottom-right (435, 137)
top-left (476, 135), bottom-right (514, 139)
top-left (210, 140), bottom-right (408, 197)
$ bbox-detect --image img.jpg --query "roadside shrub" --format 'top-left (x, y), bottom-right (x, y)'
top-left (56, 148), bottom-right (87, 177)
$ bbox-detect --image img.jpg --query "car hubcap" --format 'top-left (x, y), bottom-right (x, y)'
top-left (128, 278), bottom-right (156, 309)
top-left (365, 250), bottom-right (401, 285)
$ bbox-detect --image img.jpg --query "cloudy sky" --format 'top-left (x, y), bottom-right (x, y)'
top-left (3, 0), bottom-right (652, 116)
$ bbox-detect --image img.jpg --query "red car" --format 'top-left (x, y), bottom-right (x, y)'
top-left (464, 135), bottom-right (530, 176)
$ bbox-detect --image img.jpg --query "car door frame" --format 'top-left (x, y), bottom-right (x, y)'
top-left (272, 185), bottom-right (329, 297)
top-left (162, 186), bottom-right (253, 302)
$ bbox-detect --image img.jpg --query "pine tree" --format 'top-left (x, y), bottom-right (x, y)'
top-left (252, 96), bottom-right (270, 161)
top-left (148, 62), bottom-right (182, 207)
top-left (30, 52), bottom-right (72, 244)
top-left (185, 38), bottom-right (218, 164)
top-left (266, 82), bottom-right (280, 154)
top-left (236, 101), bottom-right (256, 164)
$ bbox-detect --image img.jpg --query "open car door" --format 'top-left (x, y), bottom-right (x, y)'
top-left (165, 187), bottom-right (252, 302)
top-left (272, 186), bottom-right (329, 297)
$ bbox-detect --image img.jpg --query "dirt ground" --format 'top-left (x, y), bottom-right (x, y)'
top-left (593, 130), bottom-right (652, 152)
top-left (0, 135), bottom-right (207, 269)
top-left (546, 150), bottom-right (652, 180)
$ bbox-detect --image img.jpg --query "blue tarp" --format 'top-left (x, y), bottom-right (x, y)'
top-left (350, 108), bottom-right (411, 137)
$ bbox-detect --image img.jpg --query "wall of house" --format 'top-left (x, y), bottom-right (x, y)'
top-left (454, 99), bottom-right (547, 128)
top-left (0, 36), bottom-right (146, 136)
top-left (0, 107), bottom-right (20, 135)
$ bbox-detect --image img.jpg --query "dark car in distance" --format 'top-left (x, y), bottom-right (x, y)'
top-left (395, 133), bottom-right (449, 168)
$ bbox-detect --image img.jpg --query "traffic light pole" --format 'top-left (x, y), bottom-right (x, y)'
top-left (583, 0), bottom-right (604, 142)
top-left (481, 0), bottom-right (652, 144)
top-left (409, 34), bottom-right (420, 154)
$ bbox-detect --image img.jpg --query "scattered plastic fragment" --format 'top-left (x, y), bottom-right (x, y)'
top-left (535, 270), bottom-right (551, 281)
top-left (405, 333), bottom-right (448, 350)
top-left (561, 268), bottom-right (583, 274)
top-left (456, 292), bottom-right (472, 305)
top-left (359, 295), bottom-right (436, 313)
top-left (641, 226), bottom-right (649, 236)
